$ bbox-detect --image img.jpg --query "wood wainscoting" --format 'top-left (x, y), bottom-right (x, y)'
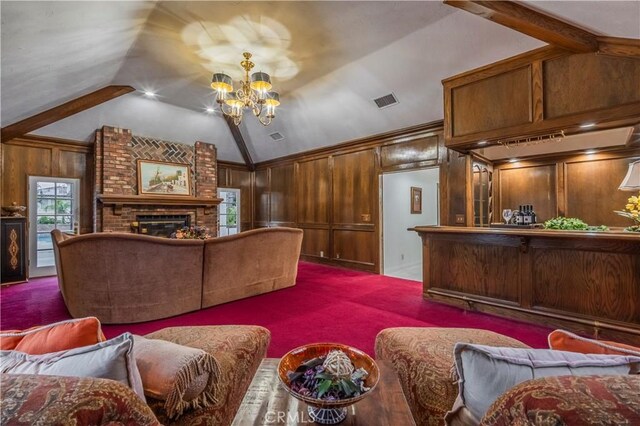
top-left (246, 121), bottom-right (454, 272)
top-left (415, 226), bottom-right (640, 345)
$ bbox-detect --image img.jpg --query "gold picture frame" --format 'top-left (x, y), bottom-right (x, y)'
top-left (411, 186), bottom-right (422, 214)
top-left (137, 160), bottom-right (191, 196)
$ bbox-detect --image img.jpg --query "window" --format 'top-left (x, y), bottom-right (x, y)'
top-left (28, 177), bottom-right (80, 277)
top-left (218, 188), bottom-right (240, 236)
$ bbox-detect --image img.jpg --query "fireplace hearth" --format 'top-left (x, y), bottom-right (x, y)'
top-left (136, 215), bottom-right (190, 237)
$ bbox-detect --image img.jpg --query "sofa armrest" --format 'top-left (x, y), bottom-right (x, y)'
top-left (1, 373), bottom-right (160, 425)
top-left (481, 375), bottom-right (640, 425)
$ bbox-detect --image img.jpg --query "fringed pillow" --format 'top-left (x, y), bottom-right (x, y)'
top-left (133, 335), bottom-right (220, 419)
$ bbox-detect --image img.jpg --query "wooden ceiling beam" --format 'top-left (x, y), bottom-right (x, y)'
top-left (224, 115), bottom-right (255, 172)
top-left (597, 36), bottom-right (640, 58)
top-left (444, 0), bottom-right (599, 53)
top-left (1, 85), bottom-right (134, 143)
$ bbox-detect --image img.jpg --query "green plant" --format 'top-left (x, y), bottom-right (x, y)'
top-left (543, 217), bottom-right (608, 231)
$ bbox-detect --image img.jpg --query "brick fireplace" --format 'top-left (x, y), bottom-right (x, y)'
top-left (94, 126), bottom-right (219, 235)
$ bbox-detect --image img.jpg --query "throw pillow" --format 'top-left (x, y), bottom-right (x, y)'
top-left (549, 329), bottom-right (640, 357)
top-left (445, 343), bottom-right (640, 426)
top-left (0, 317), bottom-right (106, 354)
top-left (132, 335), bottom-right (220, 419)
top-left (0, 332), bottom-right (145, 401)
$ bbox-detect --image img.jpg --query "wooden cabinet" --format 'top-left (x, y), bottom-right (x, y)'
top-left (1, 217), bottom-right (28, 285)
top-left (444, 46), bottom-right (640, 150)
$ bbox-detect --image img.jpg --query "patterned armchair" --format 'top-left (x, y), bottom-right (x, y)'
top-left (1, 325), bottom-right (270, 426)
top-left (375, 327), bottom-right (640, 426)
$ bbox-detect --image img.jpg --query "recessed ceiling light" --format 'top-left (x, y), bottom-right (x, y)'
top-left (206, 107), bottom-right (214, 113)
top-left (509, 158), bottom-right (518, 163)
top-left (580, 123), bottom-right (596, 128)
top-left (144, 91), bottom-right (156, 97)
top-left (585, 149), bottom-right (597, 155)
top-left (478, 140), bottom-right (488, 146)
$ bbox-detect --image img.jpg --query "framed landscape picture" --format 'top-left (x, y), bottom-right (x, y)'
top-left (411, 186), bottom-right (422, 214)
top-left (137, 160), bottom-right (191, 196)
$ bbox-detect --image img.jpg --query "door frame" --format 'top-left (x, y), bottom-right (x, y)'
top-left (28, 176), bottom-right (80, 277)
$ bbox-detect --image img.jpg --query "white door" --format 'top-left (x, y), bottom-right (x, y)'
top-left (28, 177), bottom-right (80, 277)
top-left (381, 167), bottom-right (439, 281)
top-left (218, 188), bottom-right (240, 236)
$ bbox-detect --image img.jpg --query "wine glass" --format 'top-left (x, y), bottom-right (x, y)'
top-left (502, 209), bottom-right (513, 224)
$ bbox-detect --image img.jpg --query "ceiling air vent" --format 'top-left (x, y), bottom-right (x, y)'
top-left (269, 132), bottom-right (285, 141)
top-left (373, 93), bottom-right (399, 109)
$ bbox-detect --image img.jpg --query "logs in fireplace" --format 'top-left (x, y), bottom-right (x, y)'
top-left (135, 215), bottom-right (190, 237)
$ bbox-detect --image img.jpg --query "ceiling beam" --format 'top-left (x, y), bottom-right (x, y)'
top-left (597, 36), bottom-right (640, 58)
top-left (224, 115), bottom-right (255, 171)
top-left (1, 85), bottom-right (135, 143)
top-left (444, 0), bottom-right (599, 53)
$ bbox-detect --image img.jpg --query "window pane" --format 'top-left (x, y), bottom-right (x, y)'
top-left (55, 199), bottom-right (72, 214)
top-left (56, 215), bottom-right (73, 230)
top-left (37, 216), bottom-right (56, 232)
top-left (37, 233), bottom-right (53, 250)
top-left (37, 198), bottom-right (56, 214)
top-left (37, 250), bottom-right (55, 267)
top-left (37, 182), bottom-right (56, 197)
top-left (56, 183), bottom-right (72, 198)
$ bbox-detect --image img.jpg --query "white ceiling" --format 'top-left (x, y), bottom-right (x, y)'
top-left (1, 1), bottom-right (638, 163)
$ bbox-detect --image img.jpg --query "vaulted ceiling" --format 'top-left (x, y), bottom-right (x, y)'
top-left (1, 1), bottom-right (639, 162)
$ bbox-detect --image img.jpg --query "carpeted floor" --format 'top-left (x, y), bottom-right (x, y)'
top-left (0, 262), bottom-right (552, 356)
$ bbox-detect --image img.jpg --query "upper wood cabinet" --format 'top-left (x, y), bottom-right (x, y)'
top-left (443, 46), bottom-right (640, 150)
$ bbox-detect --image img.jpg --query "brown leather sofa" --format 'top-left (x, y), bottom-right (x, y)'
top-left (1, 325), bottom-right (270, 425)
top-left (52, 227), bottom-right (303, 324)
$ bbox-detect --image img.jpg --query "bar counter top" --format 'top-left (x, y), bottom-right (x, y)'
top-left (412, 225), bottom-right (640, 241)
top-left (412, 225), bottom-right (640, 345)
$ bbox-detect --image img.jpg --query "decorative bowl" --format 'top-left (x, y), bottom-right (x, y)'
top-left (277, 343), bottom-right (380, 424)
top-left (2, 203), bottom-right (26, 217)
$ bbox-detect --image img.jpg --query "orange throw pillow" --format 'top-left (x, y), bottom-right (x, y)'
top-left (0, 317), bottom-right (106, 354)
top-left (548, 329), bottom-right (640, 357)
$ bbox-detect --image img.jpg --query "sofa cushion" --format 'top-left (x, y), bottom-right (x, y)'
top-left (446, 344), bottom-right (640, 425)
top-left (143, 325), bottom-right (270, 426)
top-left (481, 375), bottom-right (640, 425)
top-left (0, 373), bottom-right (160, 426)
top-left (0, 332), bottom-right (145, 400)
top-left (374, 327), bottom-right (529, 426)
top-left (549, 329), bottom-right (640, 357)
top-left (0, 317), bottom-right (105, 354)
top-left (133, 335), bottom-right (220, 419)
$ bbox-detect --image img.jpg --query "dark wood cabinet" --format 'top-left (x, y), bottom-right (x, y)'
top-left (443, 46), bottom-right (640, 150)
top-left (1, 217), bottom-right (28, 285)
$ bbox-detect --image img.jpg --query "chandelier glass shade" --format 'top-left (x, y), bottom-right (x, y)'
top-left (211, 52), bottom-right (280, 126)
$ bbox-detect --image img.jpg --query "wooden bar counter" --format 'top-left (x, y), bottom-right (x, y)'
top-left (412, 226), bottom-right (640, 345)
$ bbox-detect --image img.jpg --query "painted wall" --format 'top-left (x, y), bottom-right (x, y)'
top-left (382, 167), bottom-right (439, 280)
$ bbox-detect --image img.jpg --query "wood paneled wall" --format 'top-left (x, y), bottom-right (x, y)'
top-left (494, 148), bottom-right (640, 227)
top-left (250, 121), bottom-right (452, 272)
top-left (1, 136), bottom-right (94, 234)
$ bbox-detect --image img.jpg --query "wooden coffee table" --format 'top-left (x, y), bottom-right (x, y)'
top-left (232, 358), bottom-right (415, 425)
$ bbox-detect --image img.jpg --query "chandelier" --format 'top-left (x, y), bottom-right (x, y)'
top-left (210, 52), bottom-right (280, 126)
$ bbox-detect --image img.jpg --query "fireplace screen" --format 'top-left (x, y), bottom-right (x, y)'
top-left (136, 215), bottom-right (190, 237)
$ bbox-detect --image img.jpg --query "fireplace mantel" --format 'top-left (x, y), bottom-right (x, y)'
top-left (97, 194), bottom-right (222, 215)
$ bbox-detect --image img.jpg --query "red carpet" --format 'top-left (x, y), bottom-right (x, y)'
top-left (0, 262), bottom-right (552, 356)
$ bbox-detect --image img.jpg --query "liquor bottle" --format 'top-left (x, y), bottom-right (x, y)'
top-left (530, 205), bottom-right (537, 224)
top-left (523, 205), bottom-right (532, 225)
top-left (514, 206), bottom-right (524, 225)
